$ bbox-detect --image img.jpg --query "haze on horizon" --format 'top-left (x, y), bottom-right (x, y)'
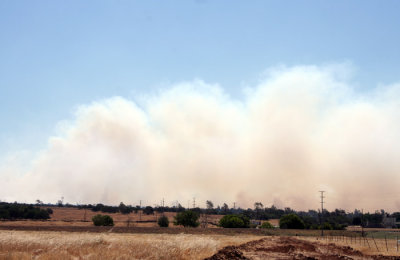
top-left (1, 1), bottom-right (400, 212)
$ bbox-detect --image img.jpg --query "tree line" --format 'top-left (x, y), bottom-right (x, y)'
top-left (83, 201), bottom-right (400, 230)
top-left (0, 202), bottom-right (51, 220)
top-left (3, 200), bottom-right (399, 230)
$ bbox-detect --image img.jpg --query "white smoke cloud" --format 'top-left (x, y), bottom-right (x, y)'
top-left (1, 64), bottom-right (400, 211)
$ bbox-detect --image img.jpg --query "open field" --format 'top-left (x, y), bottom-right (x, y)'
top-left (2, 230), bottom-right (400, 260)
top-left (0, 207), bottom-right (222, 228)
top-left (47, 207), bottom-right (211, 227)
top-left (1, 207), bottom-right (400, 259)
top-left (0, 230), bottom-right (258, 260)
top-left (0, 206), bottom-right (277, 230)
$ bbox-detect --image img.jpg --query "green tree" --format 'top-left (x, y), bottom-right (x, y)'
top-left (206, 200), bottom-right (214, 212)
top-left (0, 203), bottom-right (49, 220)
top-left (92, 214), bottom-right (114, 226)
top-left (321, 222), bottom-right (333, 230)
top-left (352, 216), bottom-right (362, 225)
top-left (219, 214), bottom-right (250, 228)
top-left (158, 215), bottom-right (169, 227)
top-left (221, 203), bottom-right (230, 215)
top-left (260, 221), bottom-right (274, 229)
top-left (279, 214), bottom-right (305, 229)
top-left (174, 210), bottom-right (200, 227)
top-left (254, 202), bottom-right (264, 220)
top-left (143, 206), bottom-right (154, 215)
top-left (119, 202), bottom-right (132, 214)
top-left (254, 202), bottom-right (264, 210)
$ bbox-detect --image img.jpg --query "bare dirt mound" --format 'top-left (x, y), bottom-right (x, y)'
top-left (205, 245), bottom-right (249, 260)
top-left (205, 236), bottom-right (400, 260)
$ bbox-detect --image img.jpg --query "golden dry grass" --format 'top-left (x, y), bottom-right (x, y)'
top-left (0, 207), bottom-right (222, 228)
top-left (0, 230), bottom-right (259, 260)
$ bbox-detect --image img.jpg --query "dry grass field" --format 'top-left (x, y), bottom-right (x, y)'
top-left (0, 207), bottom-right (222, 228)
top-left (0, 230), bottom-right (259, 260)
top-left (1, 207), bottom-right (399, 259)
top-left (2, 230), bottom-right (400, 260)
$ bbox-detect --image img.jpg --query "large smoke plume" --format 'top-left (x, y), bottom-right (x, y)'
top-left (1, 64), bottom-right (400, 211)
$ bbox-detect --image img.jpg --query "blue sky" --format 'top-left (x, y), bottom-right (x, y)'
top-left (1, 0), bottom-right (400, 156)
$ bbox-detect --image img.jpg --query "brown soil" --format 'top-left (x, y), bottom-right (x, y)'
top-left (205, 236), bottom-right (400, 260)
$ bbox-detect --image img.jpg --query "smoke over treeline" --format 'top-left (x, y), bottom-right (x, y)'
top-left (1, 64), bottom-right (400, 211)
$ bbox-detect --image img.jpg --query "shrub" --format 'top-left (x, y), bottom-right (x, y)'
top-left (260, 221), bottom-right (274, 229)
top-left (174, 210), bottom-right (199, 227)
top-left (310, 224), bottom-right (320, 230)
top-left (279, 214), bottom-right (305, 229)
top-left (219, 214), bottom-right (250, 228)
top-left (321, 222), bottom-right (333, 230)
top-left (158, 215), bottom-right (169, 227)
top-left (92, 214), bottom-right (114, 226)
top-left (249, 223), bottom-right (258, 228)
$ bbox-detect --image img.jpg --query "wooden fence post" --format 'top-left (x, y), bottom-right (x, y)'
top-left (365, 237), bottom-right (371, 249)
top-left (385, 234), bottom-right (388, 252)
top-left (372, 235), bottom-right (379, 252)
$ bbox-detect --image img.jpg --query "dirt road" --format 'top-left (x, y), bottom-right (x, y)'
top-left (205, 236), bottom-right (400, 259)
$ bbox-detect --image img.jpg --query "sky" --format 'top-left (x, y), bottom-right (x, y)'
top-left (1, 1), bottom-right (400, 211)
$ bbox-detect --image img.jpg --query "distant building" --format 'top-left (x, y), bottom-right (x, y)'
top-left (382, 215), bottom-right (396, 228)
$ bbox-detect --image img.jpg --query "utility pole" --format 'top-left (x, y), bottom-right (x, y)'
top-left (139, 200), bottom-right (142, 221)
top-left (361, 209), bottom-right (364, 237)
top-left (319, 191), bottom-right (325, 237)
top-left (154, 204), bottom-right (158, 222)
top-left (193, 197), bottom-right (196, 209)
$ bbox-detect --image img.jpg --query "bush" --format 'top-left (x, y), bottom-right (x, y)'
top-left (321, 222), bottom-right (333, 230)
top-left (158, 215), bottom-right (169, 227)
top-left (279, 214), bottom-right (305, 229)
top-left (92, 214), bottom-right (114, 226)
top-left (260, 221), bottom-right (274, 229)
top-left (174, 210), bottom-right (199, 227)
top-left (219, 214), bottom-right (250, 228)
